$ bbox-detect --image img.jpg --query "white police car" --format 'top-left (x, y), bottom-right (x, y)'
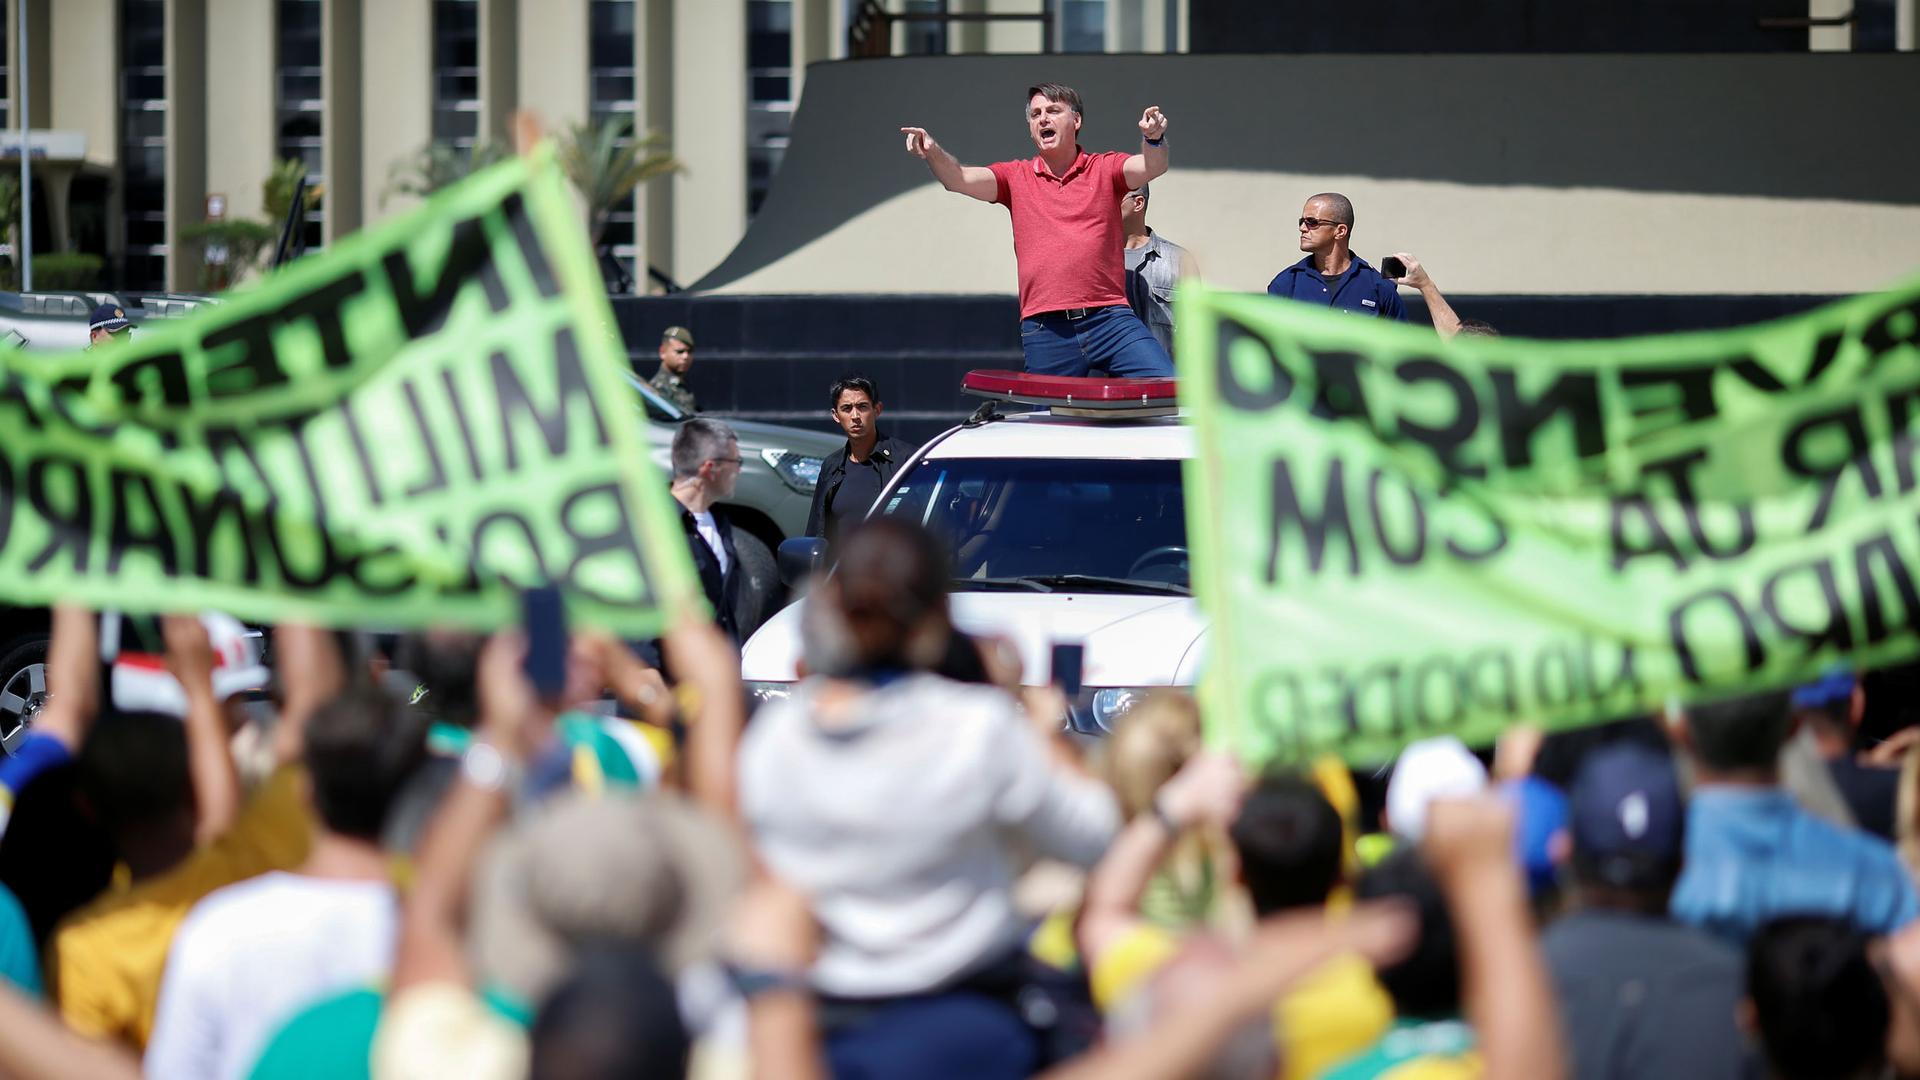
top-left (740, 371), bottom-right (1203, 734)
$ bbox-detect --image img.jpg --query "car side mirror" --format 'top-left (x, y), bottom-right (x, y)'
top-left (777, 537), bottom-right (827, 589)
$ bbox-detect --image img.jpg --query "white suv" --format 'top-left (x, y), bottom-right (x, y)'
top-left (740, 371), bottom-right (1204, 734)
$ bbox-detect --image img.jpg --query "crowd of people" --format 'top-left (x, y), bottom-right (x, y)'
top-left (0, 513), bottom-right (1911, 1079)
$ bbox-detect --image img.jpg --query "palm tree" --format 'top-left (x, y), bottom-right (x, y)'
top-left (382, 140), bottom-right (512, 208)
top-left (556, 116), bottom-right (681, 250)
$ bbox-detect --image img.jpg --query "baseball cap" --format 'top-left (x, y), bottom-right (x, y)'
top-left (104, 611), bottom-right (270, 716)
top-left (1568, 743), bottom-right (1684, 889)
top-left (469, 791), bottom-right (746, 1004)
top-left (1384, 735), bottom-right (1488, 842)
top-left (1791, 667), bottom-right (1856, 712)
top-left (88, 303), bottom-right (133, 334)
top-left (1501, 775), bottom-right (1569, 897)
top-left (660, 326), bottom-right (694, 347)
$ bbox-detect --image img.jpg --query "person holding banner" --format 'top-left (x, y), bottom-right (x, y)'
top-left (902, 84), bottom-right (1175, 378)
top-left (1266, 194), bottom-right (1406, 322)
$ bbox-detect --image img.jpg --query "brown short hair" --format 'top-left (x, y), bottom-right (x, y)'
top-left (1025, 83), bottom-right (1083, 119)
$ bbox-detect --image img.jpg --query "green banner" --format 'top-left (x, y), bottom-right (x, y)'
top-left (0, 150), bottom-right (697, 636)
top-left (1177, 279), bottom-right (1920, 765)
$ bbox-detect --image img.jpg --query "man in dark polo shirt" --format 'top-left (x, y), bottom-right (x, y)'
top-left (805, 376), bottom-right (913, 544)
top-left (1267, 193), bottom-right (1406, 321)
top-left (901, 83), bottom-right (1173, 378)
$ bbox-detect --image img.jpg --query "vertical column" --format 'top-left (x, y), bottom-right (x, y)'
top-left (1139, 0), bottom-right (1170, 51)
top-left (1897, 0), bottom-right (1915, 48)
top-left (324, 0), bottom-right (363, 239)
top-left (985, 0), bottom-right (1044, 52)
top-left (204, 0), bottom-right (275, 226)
top-left (361, 0), bottom-right (431, 219)
top-left (1809, 0), bottom-right (1852, 49)
top-left (481, 0), bottom-right (518, 142)
top-left (47, 0), bottom-right (115, 166)
top-left (636, 0), bottom-right (672, 283)
top-left (515, 0), bottom-right (587, 132)
top-left (1108, 0), bottom-right (1143, 51)
top-left (166, 0), bottom-right (208, 290)
top-left (669, 0), bottom-right (744, 284)
top-left (7, 0), bottom-right (52, 129)
top-left (791, 0), bottom-right (836, 102)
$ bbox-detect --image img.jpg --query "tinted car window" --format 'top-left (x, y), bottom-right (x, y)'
top-left (880, 457), bottom-right (1188, 590)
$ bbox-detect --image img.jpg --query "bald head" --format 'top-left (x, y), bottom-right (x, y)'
top-left (1307, 193), bottom-right (1354, 230)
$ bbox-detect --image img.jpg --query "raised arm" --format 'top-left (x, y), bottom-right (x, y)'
top-left (662, 611), bottom-right (747, 825)
top-left (901, 127), bottom-right (999, 203)
top-left (162, 615), bottom-right (241, 844)
top-left (1389, 252), bottom-right (1464, 338)
top-left (1122, 107), bottom-right (1170, 189)
top-left (269, 624), bottom-right (345, 768)
top-left (32, 605), bottom-right (98, 752)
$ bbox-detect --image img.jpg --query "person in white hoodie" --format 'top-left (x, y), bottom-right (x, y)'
top-left (740, 516), bottom-right (1121, 1080)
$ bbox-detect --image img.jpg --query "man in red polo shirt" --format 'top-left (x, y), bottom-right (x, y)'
top-left (902, 83), bottom-right (1173, 378)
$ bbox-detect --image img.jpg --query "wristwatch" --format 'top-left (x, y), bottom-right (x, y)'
top-left (722, 961), bottom-right (811, 1001)
top-left (461, 740), bottom-right (521, 794)
top-left (1144, 136), bottom-right (1166, 147)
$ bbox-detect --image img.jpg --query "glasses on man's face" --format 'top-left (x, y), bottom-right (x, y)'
top-left (1299, 217), bottom-right (1345, 231)
top-left (712, 457), bottom-right (743, 467)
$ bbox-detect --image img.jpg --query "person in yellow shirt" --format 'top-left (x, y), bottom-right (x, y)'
top-left (1079, 753), bottom-right (1396, 1080)
top-left (50, 624), bottom-right (341, 1049)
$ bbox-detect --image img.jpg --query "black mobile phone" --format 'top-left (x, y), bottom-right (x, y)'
top-left (1381, 256), bottom-right (1407, 280)
top-left (521, 587), bottom-right (570, 701)
top-left (1050, 642), bottom-right (1085, 698)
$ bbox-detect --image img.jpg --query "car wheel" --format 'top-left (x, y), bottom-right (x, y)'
top-left (0, 637), bottom-right (50, 756)
top-left (731, 528), bottom-right (782, 641)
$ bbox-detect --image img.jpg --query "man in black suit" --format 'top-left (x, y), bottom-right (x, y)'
top-left (670, 418), bottom-right (744, 642)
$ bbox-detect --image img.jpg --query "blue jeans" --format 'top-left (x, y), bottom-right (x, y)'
top-left (1019, 305), bottom-right (1174, 378)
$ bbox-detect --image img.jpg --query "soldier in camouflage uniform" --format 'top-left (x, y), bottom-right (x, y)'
top-left (649, 325), bottom-right (698, 413)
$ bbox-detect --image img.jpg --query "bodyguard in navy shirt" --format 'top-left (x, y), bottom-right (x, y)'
top-left (1266, 192), bottom-right (1406, 321)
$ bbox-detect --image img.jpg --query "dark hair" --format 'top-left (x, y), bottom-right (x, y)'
top-left (1355, 850), bottom-right (1458, 1019)
top-left (305, 687), bottom-right (431, 841)
top-left (0, 762), bottom-right (116, 949)
top-left (1307, 192), bottom-right (1355, 229)
top-left (830, 376), bottom-right (881, 410)
top-left (1685, 689), bottom-right (1794, 773)
top-left (830, 517), bottom-right (952, 668)
top-left (1230, 775), bottom-right (1344, 915)
top-left (1457, 319), bottom-right (1501, 337)
top-left (530, 945), bottom-right (691, 1080)
top-left (1025, 83), bottom-right (1084, 118)
top-left (669, 417), bottom-right (737, 481)
top-left (76, 709), bottom-right (191, 837)
top-left (1127, 184), bottom-right (1150, 209)
top-left (1747, 917), bottom-right (1889, 1080)
top-left (393, 632), bottom-right (483, 728)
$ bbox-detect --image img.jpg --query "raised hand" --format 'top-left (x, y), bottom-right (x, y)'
top-left (1139, 106), bottom-right (1169, 141)
top-left (900, 127), bottom-right (938, 159)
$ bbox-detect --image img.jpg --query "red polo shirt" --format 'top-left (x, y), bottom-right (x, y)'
top-left (989, 148), bottom-right (1132, 319)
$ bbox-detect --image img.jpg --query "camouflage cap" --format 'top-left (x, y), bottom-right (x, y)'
top-left (661, 326), bottom-right (695, 347)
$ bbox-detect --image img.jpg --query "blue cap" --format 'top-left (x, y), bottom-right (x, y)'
top-left (1501, 776), bottom-right (1569, 897)
top-left (1790, 667), bottom-right (1856, 712)
top-left (1569, 744), bottom-right (1684, 889)
top-left (88, 303), bottom-right (132, 334)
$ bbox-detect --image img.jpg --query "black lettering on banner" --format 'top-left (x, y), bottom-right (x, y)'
top-left (1807, 330), bottom-right (1847, 386)
top-left (109, 351), bottom-right (192, 410)
top-left (1609, 495), bottom-right (1689, 572)
top-left (1409, 654), bottom-right (1465, 732)
top-left (1393, 358), bottom-right (1483, 476)
top-left (1669, 588), bottom-right (1765, 683)
top-left (1344, 661), bottom-right (1403, 740)
top-left (400, 379), bottom-right (450, 498)
top-left (1214, 318), bottom-right (1293, 412)
top-left (278, 270), bottom-right (369, 371)
top-left (1725, 355), bottom-right (1787, 394)
top-left (1441, 496), bottom-right (1507, 563)
top-left (1619, 365), bottom-right (1719, 430)
top-left (1366, 468), bottom-right (1426, 567)
top-left (556, 481), bottom-right (649, 605)
top-left (501, 192), bottom-right (561, 298)
top-left (49, 375), bottom-right (117, 438)
top-left (0, 369), bottom-right (47, 431)
top-left (273, 415), bottom-right (334, 525)
top-left (1465, 648), bottom-right (1519, 718)
top-left (1782, 404), bottom-right (1882, 533)
top-left (470, 510), bottom-right (550, 585)
top-left (1584, 638), bottom-right (1642, 702)
top-left (0, 453), bottom-right (14, 554)
top-left (179, 479), bottom-right (264, 585)
top-left (201, 316), bottom-right (291, 398)
top-left (260, 517), bottom-right (351, 592)
top-left (433, 521), bottom-right (485, 596)
top-left (25, 456), bottom-right (93, 573)
top-left (1303, 349), bottom-right (1373, 424)
top-left (1862, 294), bottom-right (1920, 366)
top-left (1264, 456), bottom-right (1358, 584)
top-left (1640, 449), bottom-right (1755, 561)
top-left (440, 367), bottom-right (486, 482)
top-left (1488, 369), bottom-right (1606, 468)
top-left (385, 215), bottom-right (504, 339)
top-left (1888, 385), bottom-right (1920, 496)
top-left (1855, 530), bottom-right (1920, 644)
top-left (105, 468), bottom-right (179, 574)
top-left (339, 398), bottom-right (385, 508)
top-left (343, 541), bottom-right (418, 597)
top-left (1759, 557), bottom-right (1854, 655)
top-left (1532, 640), bottom-right (1579, 708)
top-left (491, 328), bottom-right (610, 471)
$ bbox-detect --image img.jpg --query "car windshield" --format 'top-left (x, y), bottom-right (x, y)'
top-left (880, 457), bottom-right (1190, 593)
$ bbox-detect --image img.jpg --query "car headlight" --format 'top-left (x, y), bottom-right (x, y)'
top-left (1064, 687), bottom-right (1156, 734)
top-left (760, 448), bottom-right (825, 494)
top-left (745, 681), bottom-right (796, 709)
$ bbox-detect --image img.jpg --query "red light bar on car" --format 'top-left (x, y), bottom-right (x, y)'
top-left (960, 370), bottom-right (1178, 410)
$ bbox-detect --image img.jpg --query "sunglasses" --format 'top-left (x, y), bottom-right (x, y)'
top-left (1299, 217), bottom-right (1346, 230)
